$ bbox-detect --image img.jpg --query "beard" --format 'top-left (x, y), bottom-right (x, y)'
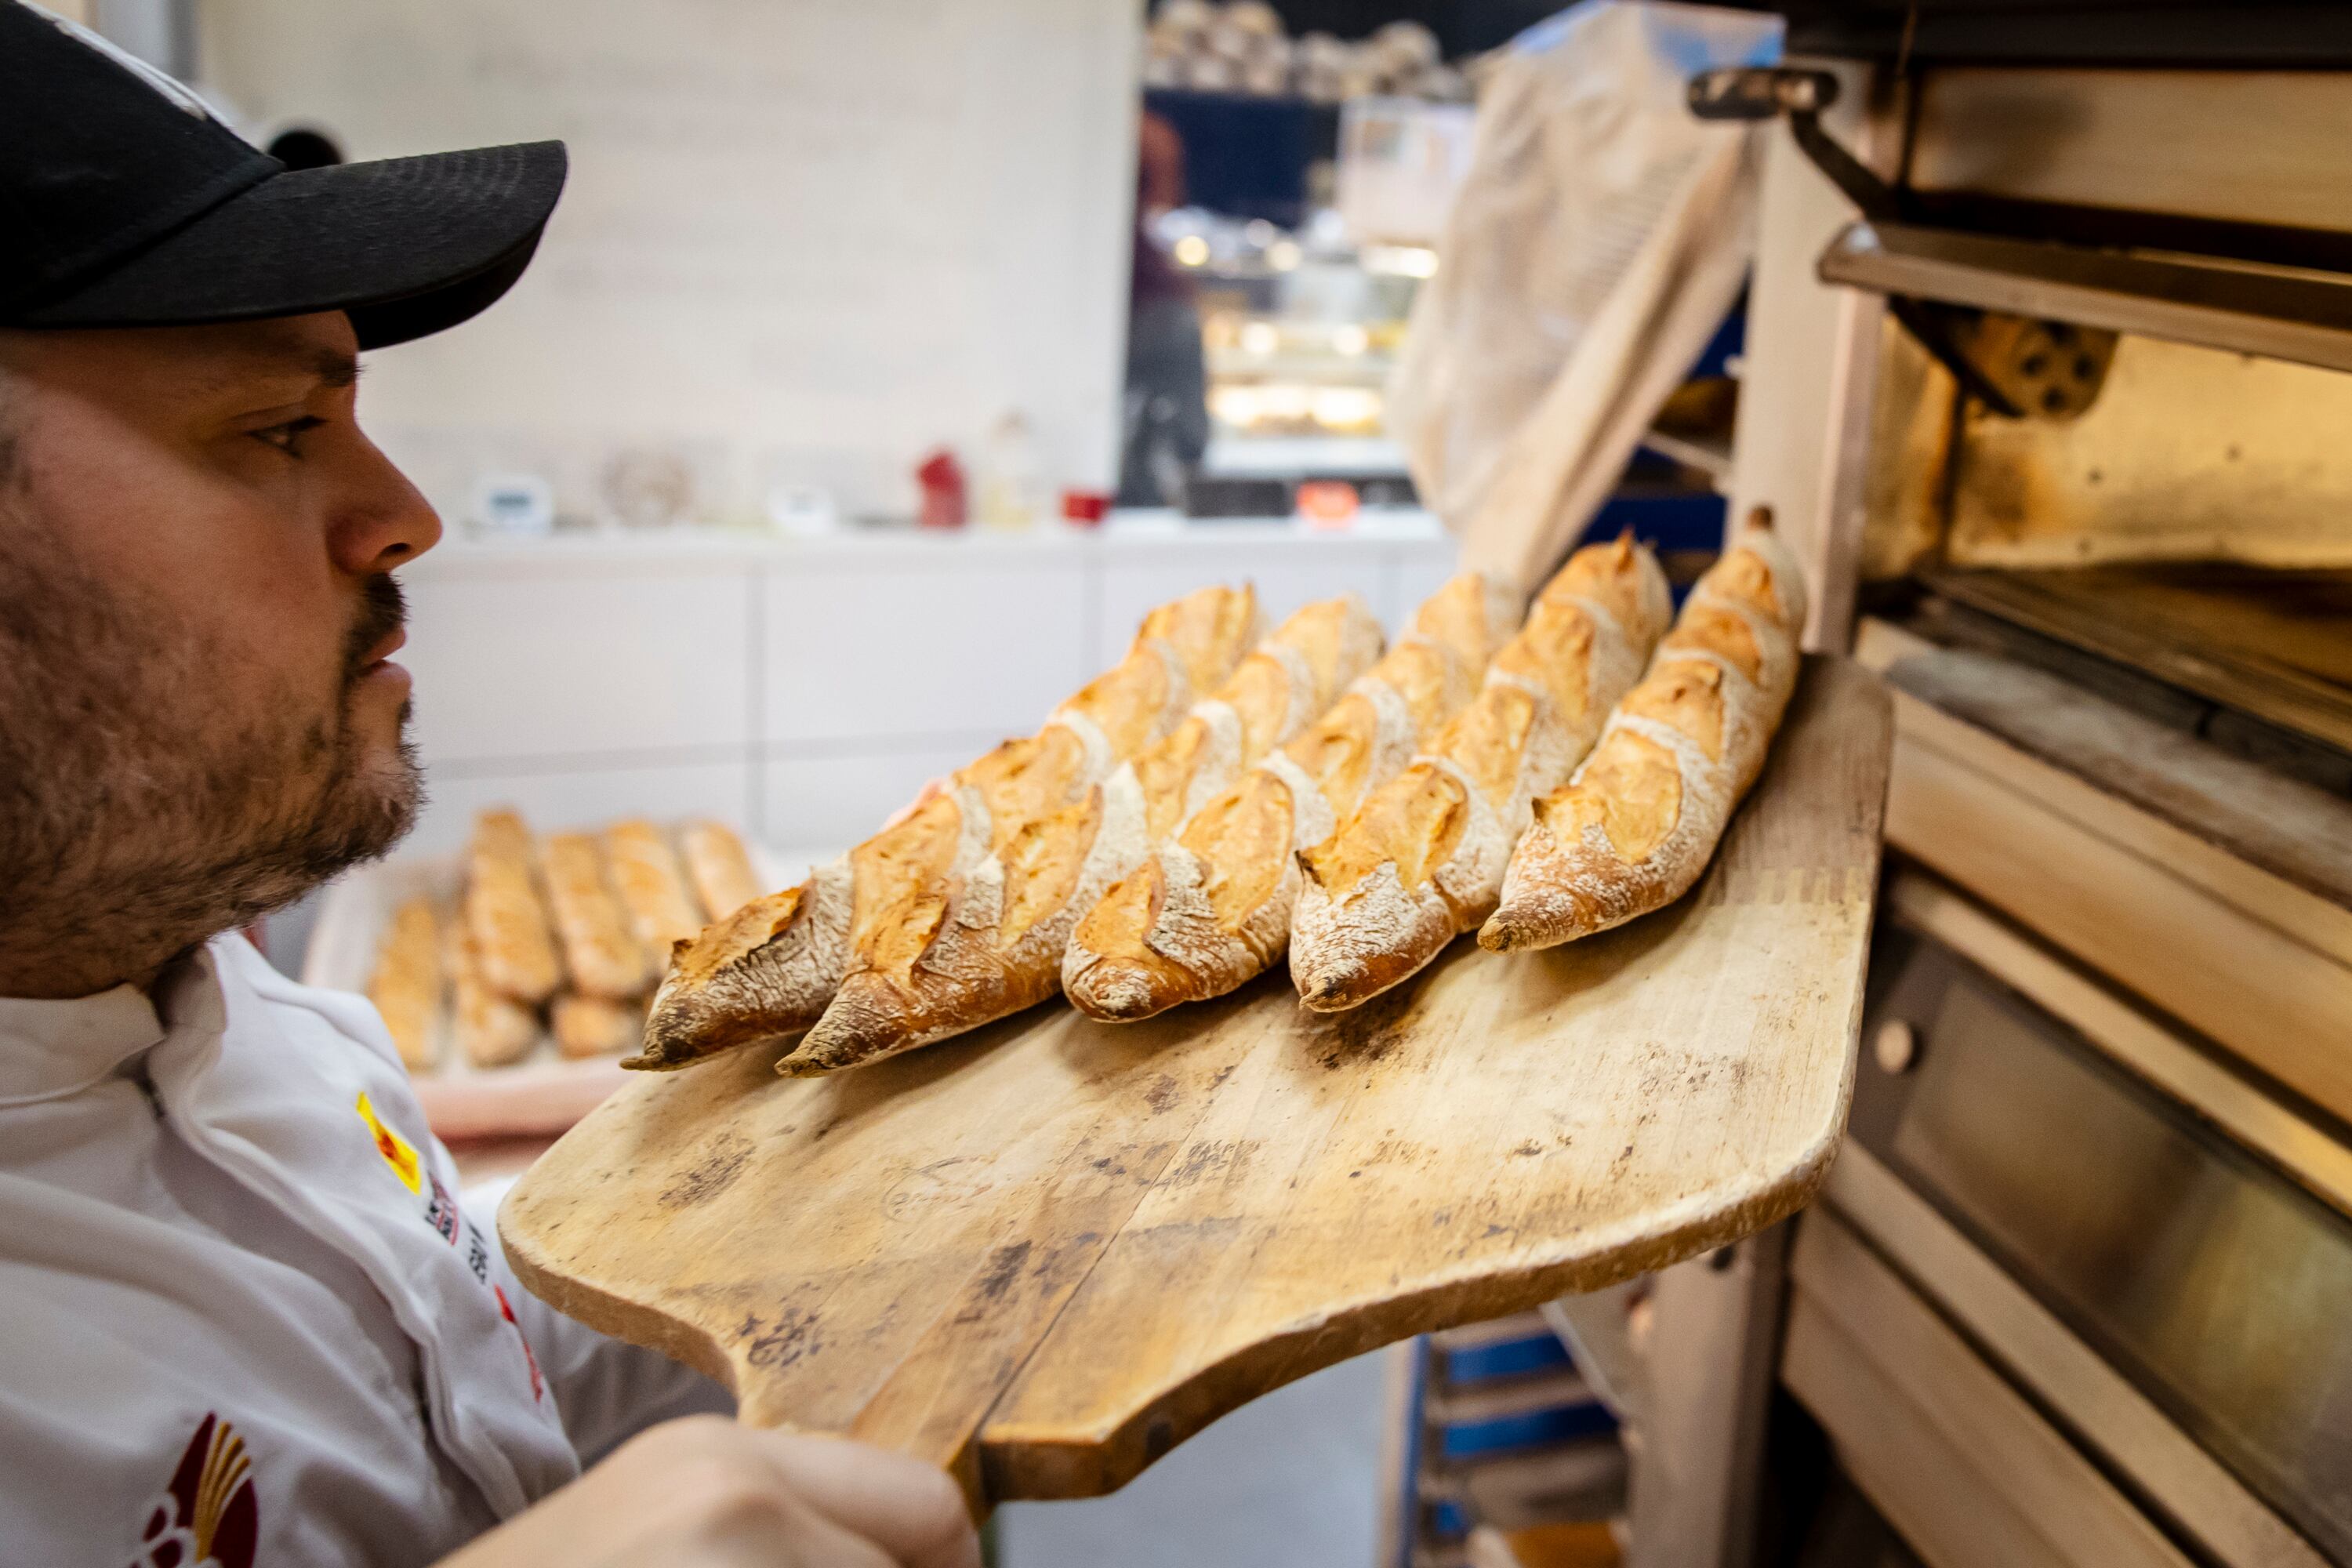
top-left (0, 527), bottom-right (423, 977)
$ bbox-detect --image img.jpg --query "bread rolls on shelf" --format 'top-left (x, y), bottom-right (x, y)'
top-left (445, 912), bottom-right (539, 1069)
top-left (604, 818), bottom-right (703, 957)
top-left (543, 832), bottom-right (652, 1000)
top-left (551, 993), bottom-right (645, 1060)
top-left (368, 895), bottom-right (445, 1070)
top-left (1289, 536), bottom-right (1671, 1012)
top-left (630, 584), bottom-right (1262, 1071)
top-left (463, 809), bottom-right (562, 1005)
top-left (1064, 572), bottom-right (1519, 1022)
top-left (681, 819), bottom-right (764, 922)
top-left (776, 594), bottom-right (1384, 1076)
top-left (1481, 525), bottom-right (1807, 953)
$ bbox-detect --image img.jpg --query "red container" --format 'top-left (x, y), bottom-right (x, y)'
top-left (916, 448), bottom-right (967, 529)
top-left (1061, 488), bottom-right (1110, 526)
top-left (1296, 480), bottom-right (1359, 528)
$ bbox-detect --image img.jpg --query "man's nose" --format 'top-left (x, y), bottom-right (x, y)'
top-left (328, 430), bottom-right (444, 576)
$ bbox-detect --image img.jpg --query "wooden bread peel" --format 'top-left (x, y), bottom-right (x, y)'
top-left (501, 656), bottom-right (1891, 1507)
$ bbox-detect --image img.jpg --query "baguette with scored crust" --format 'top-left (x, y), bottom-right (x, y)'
top-left (1480, 525), bottom-right (1806, 951)
top-left (1288, 536), bottom-right (1671, 1011)
top-left (368, 895), bottom-right (444, 1070)
top-left (1063, 572), bottom-right (1519, 1022)
top-left (463, 809), bottom-right (562, 1005)
top-left (445, 911), bottom-right (538, 1068)
top-left (551, 993), bottom-right (644, 1059)
top-left (603, 819), bottom-right (702, 957)
top-left (778, 593), bottom-right (1385, 1074)
top-left (629, 584), bottom-right (1261, 1069)
top-left (681, 818), bottom-right (764, 923)
top-left (542, 831), bottom-right (652, 1001)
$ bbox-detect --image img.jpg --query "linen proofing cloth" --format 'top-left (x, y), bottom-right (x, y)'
top-left (0, 934), bottom-right (727, 1567)
top-left (1387, 0), bottom-right (1780, 590)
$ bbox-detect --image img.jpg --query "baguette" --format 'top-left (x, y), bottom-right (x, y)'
top-left (463, 809), bottom-right (562, 1004)
top-left (1480, 524), bottom-right (1806, 952)
top-left (778, 594), bottom-right (1385, 1075)
top-left (551, 992), bottom-right (644, 1059)
top-left (542, 832), bottom-right (652, 1000)
top-left (630, 584), bottom-right (1262, 1070)
top-left (445, 911), bottom-right (538, 1068)
top-left (367, 895), bottom-right (444, 1070)
top-left (603, 819), bottom-right (702, 956)
top-left (1289, 535), bottom-right (1671, 1011)
top-left (681, 819), bottom-right (764, 922)
top-left (1064, 572), bottom-right (1519, 1022)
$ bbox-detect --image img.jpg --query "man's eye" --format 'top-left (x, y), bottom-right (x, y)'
top-left (252, 415), bottom-right (326, 456)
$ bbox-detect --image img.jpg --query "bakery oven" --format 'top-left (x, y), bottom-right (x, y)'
top-left (1621, 7), bottom-right (2352, 1566)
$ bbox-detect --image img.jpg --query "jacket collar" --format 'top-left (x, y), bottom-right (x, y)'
top-left (0, 947), bottom-right (217, 1106)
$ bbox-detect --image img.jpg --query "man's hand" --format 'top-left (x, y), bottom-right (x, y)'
top-left (439, 1417), bottom-right (981, 1568)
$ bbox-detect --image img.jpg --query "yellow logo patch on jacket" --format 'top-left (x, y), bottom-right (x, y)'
top-left (355, 1091), bottom-right (422, 1193)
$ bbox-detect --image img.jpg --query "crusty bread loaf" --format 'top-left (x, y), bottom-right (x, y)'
top-left (543, 832), bottom-right (652, 1000)
top-left (1480, 525), bottom-right (1807, 952)
top-left (444, 909), bottom-right (538, 1068)
top-left (368, 895), bottom-right (444, 1070)
top-left (1289, 536), bottom-right (1671, 1011)
top-left (551, 992), bottom-right (644, 1059)
top-left (681, 818), bottom-right (764, 922)
top-left (777, 594), bottom-right (1385, 1075)
top-left (630, 584), bottom-right (1261, 1070)
top-left (463, 809), bottom-right (562, 1005)
top-left (1064, 572), bottom-right (1519, 1022)
top-left (603, 818), bottom-right (702, 958)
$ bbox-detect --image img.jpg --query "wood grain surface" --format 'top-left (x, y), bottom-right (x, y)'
top-left (500, 657), bottom-right (1890, 1504)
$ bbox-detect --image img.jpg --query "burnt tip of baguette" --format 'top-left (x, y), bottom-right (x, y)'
top-left (1476, 913), bottom-right (1553, 953)
top-left (1073, 992), bottom-right (1171, 1024)
top-left (1296, 970), bottom-right (1373, 1013)
top-left (1067, 964), bottom-right (1178, 1024)
top-left (1475, 918), bottom-right (1523, 953)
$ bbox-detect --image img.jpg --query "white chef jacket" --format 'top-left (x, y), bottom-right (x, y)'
top-left (0, 933), bottom-right (728, 1568)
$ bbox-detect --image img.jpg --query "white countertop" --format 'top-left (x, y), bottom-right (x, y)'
top-left (408, 507), bottom-right (1448, 577)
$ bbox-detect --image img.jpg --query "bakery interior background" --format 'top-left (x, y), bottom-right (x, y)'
top-left (74, 3), bottom-right (1740, 1563)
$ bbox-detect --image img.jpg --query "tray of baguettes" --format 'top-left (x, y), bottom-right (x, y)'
top-left (305, 815), bottom-right (791, 1139)
top-left (499, 521), bottom-right (1893, 1504)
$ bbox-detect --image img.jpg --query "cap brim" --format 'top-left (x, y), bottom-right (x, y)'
top-left (15, 140), bottom-right (567, 350)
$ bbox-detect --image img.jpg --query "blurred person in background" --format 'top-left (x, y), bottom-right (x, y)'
top-left (0, 7), bottom-right (975, 1565)
top-left (1117, 110), bottom-right (1211, 508)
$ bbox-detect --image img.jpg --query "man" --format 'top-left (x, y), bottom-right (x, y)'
top-left (0, 7), bottom-right (977, 1565)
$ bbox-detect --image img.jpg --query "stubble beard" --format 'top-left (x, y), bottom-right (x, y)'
top-left (0, 530), bottom-right (423, 986)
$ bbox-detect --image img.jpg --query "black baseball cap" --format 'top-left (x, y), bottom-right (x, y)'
top-left (0, 0), bottom-right (566, 349)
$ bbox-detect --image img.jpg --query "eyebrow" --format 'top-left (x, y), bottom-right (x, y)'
top-left (311, 347), bottom-right (361, 389)
top-left (193, 341), bottom-right (360, 398)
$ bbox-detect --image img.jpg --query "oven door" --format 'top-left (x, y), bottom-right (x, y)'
top-left (1784, 866), bottom-right (2352, 1568)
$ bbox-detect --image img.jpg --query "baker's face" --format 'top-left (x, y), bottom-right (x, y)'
top-left (0, 313), bottom-right (441, 985)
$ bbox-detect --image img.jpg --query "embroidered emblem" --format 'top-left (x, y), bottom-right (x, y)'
top-left (355, 1091), bottom-right (422, 1194)
top-left (131, 1413), bottom-right (257, 1568)
top-left (424, 1170), bottom-right (461, 1245)
top-left (495, 1286), bottom-right (546, 1402)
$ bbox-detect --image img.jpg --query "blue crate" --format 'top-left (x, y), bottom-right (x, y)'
top-left (1438, 1400), bottom-right (1619, 1460)
top-left (1439, 1331), bottom-right (1573, 1385)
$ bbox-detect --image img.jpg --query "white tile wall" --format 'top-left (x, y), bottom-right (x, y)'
top-left (404, 569), bottom-right (753, 764)
top-left (766, 554), bottom-right (1089, 744)
top-left (759, 742), bottom-right (985, 856)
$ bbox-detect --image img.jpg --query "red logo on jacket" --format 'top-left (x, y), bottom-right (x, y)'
top-left (131, 1413), bottom-right (256, 1568)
